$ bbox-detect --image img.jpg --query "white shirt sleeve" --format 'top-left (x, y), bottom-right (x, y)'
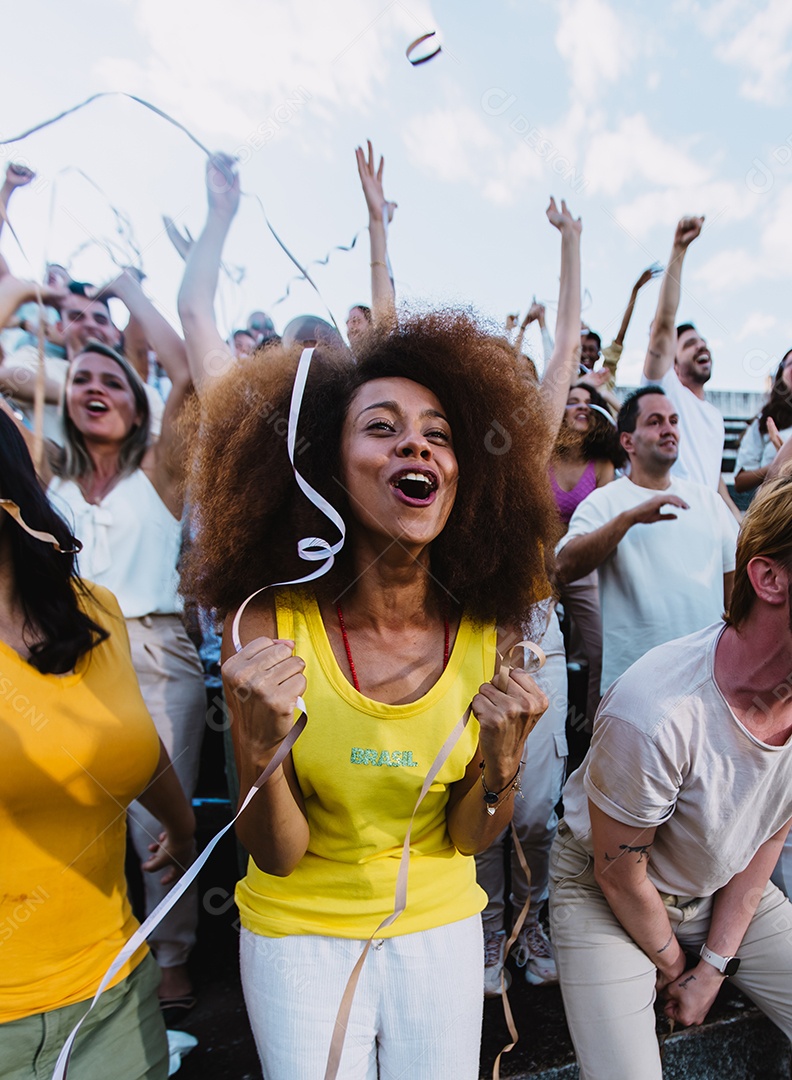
top-left (715, 494), bottom-right (739, 572)
top-left (734, 419), bottom-right (764, 474)
top-left (584, 711), bottom-right (679, 829)
top-left (556, 490), bottom-right (611, 553)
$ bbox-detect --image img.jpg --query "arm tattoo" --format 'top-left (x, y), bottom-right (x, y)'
top-left (657, 932), bottom-right (674, 955)
top-left (604, 843), bottom-right (653, 863)
top-left (677, 974), bottom-right (696, 989)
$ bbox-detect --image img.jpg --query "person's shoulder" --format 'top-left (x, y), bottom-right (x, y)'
top-left (603, 624), bottom-right (721, 735)
top-left (76, 581), bottom-right (124, 624)
top-left (670, 476), bottom-right (720, 505)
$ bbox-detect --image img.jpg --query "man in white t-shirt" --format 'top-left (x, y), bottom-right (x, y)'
top-left (642, 215), bottom-right (741, 519)
top-left (557, 386), bottom-right (738, 695)
top-left (549, 473), bottom-right (792, 1080)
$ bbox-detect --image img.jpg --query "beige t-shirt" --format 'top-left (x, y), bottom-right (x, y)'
top-left (562, 622), bottom-right (792, 898)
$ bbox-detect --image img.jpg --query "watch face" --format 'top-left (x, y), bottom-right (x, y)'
top-left (724, 956), bottom-right (741, 977)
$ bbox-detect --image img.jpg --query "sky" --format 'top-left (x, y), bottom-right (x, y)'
top-left (3, 0), bottom-right (792, 392)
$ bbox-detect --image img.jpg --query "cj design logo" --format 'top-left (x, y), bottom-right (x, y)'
top-left (350, 748), bottom-right (419, 768)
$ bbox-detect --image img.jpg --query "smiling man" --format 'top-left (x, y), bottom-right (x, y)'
top-left (642, 217), bottom-right (739, 521)
top-left (556, 386), bottom-right (738, 696)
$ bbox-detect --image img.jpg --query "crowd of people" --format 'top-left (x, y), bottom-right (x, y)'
top-left (1, 141), bottom-right (792, 1080)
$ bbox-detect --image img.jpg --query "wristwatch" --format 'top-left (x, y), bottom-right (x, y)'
top-left (699, 943), bottom-right (741, 977)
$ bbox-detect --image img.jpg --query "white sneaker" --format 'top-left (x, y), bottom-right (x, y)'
top-left (483, 929), bottom-right (512, 997)
top-left (512, 921), bottom-right (558, 986)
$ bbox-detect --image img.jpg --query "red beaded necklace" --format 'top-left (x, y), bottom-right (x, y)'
top-left (336, 604), bottom-right (451, 692)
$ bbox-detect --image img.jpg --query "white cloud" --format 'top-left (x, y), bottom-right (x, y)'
top-left (735, 311), bottom-right (777, 341)
top-left (94, 0), bottom-right (439, 140)
top-left (613, 179), bottom-right (755, 240)
top-left (402, 108), bottom-right (548, 206)
top-left (691, 181), bottom-right (792, 290)
top-left (555, 0), bottom-right (634, 101)
top-left (688, 0), bottom-right (792, 104)
top-left (402, 108), bottom-right (501, 185)
top-left (693, 248), bottom-right (764, 290)
top-left (583, 114), bottom-right (710, 197)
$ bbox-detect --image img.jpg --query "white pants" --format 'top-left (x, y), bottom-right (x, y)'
top-left (126, 615), bottom-right (206, 969)
top-left (550, 821), bottom-right (792, 1080)
top-left (239, 917), bottom-right (484, 1080)
top-left (476, 626), bottom-right (568, 926)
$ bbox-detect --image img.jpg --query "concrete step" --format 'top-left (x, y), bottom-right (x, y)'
top-left (479, 978), bottom-right (791, 1079)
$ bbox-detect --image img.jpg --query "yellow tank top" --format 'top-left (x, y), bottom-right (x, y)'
top-left (235, 588), bottom-right (494, 939)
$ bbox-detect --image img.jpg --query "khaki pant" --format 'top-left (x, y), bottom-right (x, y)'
top-left (549, 821), bottom-right (792, 1080)
top-left (0, 953), bottom-right (167, 1080)
top-left (126, 615), bottom-right (205, 969)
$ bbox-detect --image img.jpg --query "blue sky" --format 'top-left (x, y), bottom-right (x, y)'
top-left (3, 0), bottom-right (792, 391)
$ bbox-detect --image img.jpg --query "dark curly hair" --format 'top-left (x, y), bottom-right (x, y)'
top-left (554, 382), bottom-right (625, 468)
top-left (183, 310), bottom-right (561, 627)
top-left (0, 412), bottom-right (108, 673)
top-left (758, 350), bottom-right (792, 436)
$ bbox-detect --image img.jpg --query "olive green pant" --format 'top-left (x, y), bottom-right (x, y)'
top-left (0, 952), bottom-right (168, 1080)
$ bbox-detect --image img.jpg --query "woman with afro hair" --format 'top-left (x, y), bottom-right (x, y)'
top-left (178, 193), bottom-right (584, 1076)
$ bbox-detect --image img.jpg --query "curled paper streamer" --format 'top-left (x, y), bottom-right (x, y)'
top-left (0, 499), bottom-right (82, 554)
top-left (0, 93), bottom-right (341, 333)
top-left (406, 31), bottom-right (442, 65)
top-left (49, 166), bottom-right (144, 274)
top-left (271, 228), bottom-right (365, 308)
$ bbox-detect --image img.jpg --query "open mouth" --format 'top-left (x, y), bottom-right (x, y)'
top-left (391, 470), bottom-right (438, 504)
top-left (86, 400), bottom-right (109, 414)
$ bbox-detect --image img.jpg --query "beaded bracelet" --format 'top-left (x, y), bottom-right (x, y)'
top-left (479, 760), bottom-right (524, 815)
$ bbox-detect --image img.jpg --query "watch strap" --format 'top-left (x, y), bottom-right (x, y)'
top-left (700, 943), bottom-right (740, 976)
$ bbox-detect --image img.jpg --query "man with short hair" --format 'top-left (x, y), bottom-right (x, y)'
top-left (556, 385), bottom-right (738, 695)
top-left (550, 473), bottom-right (792, 1078)
top-left (643, 216), bottom-right (739, 518)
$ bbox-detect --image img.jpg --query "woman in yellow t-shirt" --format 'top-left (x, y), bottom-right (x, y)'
top-left (184, 287), bottom-right (570, 1076)
top-left (0, 411), bottom-right (195, 1080)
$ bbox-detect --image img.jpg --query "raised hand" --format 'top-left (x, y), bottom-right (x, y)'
top-left (4, 163), bottom-right (35, 189)
top-left (634, 265), bottom-right (662, 292)
top-left (546, 196), bottom-right (582, 235)
top-left (766, 416), bottom-right (784, 452)
top-left (205, 152), bottom-right (241, 221)
top-left (673, 216), bottom-right (704, 250)
top-left (356, 140), bottom-right (397, 224)
top-left (579, 367), bottom-right (610, 389)
top-left (84, 266), bottom-right (143, 302)
top-left (522, 300), bottom-right (546, 327)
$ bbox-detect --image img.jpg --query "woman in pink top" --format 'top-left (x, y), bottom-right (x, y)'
top-left (549, 382), bottom-right (624, 726)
